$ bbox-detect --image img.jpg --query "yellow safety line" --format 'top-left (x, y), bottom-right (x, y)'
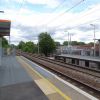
top-left (17, 56), bottom-right (71, 100)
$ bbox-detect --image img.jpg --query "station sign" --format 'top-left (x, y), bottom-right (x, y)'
top-left (0, 19), bottom-right (11, 36)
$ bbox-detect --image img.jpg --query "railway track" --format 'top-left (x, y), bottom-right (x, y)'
top-left (19, 52), bottom-right (100, 93)
top-left (17, 50), bottom-right (98, 74)
top-left (23, 52), bottom-right (100, 78)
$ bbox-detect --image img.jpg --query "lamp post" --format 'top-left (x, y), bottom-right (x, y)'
top-left (90, 24), bottom-right (96, 57)
top-left (65, 30), bottom-right (70, 47)
top-left (65, 30), bottom-right (70, 54)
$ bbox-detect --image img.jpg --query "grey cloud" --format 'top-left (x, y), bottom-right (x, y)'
top-left (77, 26), bottom-right (91, 32)
top-left (22, 35), bottom-right (38, 41)
top-left (12, 23), bottom-right (58, 41)
top-left (77, 24), bottom-right (100, 32)
top-left (13, 24), bottom-right (37, 34)
top-left (80, 37), bottom-right (92, 42)
top-left (12, 23), bottom-right (39, 39)
top-left (53, 36), bottom-right (63, 40)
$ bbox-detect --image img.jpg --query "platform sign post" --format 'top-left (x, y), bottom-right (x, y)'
top-left (0, 19), bottom-right (11, 66)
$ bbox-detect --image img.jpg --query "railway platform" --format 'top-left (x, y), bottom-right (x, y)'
top-left (0, 56), bottom-right (99, 100)
top-left (55, 54), bottom-right (100, 69)
top-left (56, 54), bottom-right (100, 62)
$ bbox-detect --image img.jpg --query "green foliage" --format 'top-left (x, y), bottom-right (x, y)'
top-left (87, 42), bottom-right (94, 46)
top-left (2, 37), bottom-right (9, 48)
top-left (17, 41), bottom-right (25, 50)
top-left (77, 42), bottom-right (85, 45)
top-left (17, 41), bottom-right (37, 53)
top-left (39, 32), bottom-right (56, 56)
top-left (33, 44), bottom-right (38, 53)
top-left (63, 41), bottom-right (68, 46)
top-left (55, 41), bottom-right (60, 47)
top-left (71, 41), bottom-right (79, 45)
top-left (23, 41), bottom-right (35, 53)
top-left (63, 41), bottom-right (85, 46)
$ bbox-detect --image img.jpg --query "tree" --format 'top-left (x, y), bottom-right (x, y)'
top-left (23, 41), bottom-right (35, 53)
top-left (17, 41), bottom-right (38, 53)
top-left (55, 42), bottom-right (60, 47)
top-left (2, 37), bottom-right (9, 48)
top-left (63, 41), bottom-right (85, 46)
top-left (17, 41), bottom-right (25, 50)
top-left (71, 41), bottom-right (85, 45)
top-left (78, 42), bottom-right (85, 45)
top-left (39, 32), bottom-right (56, 56)
top-left (63, 41), bottom-right (68, 46)
top-left (87, 42), bottom-right (94, 46)
top-left (33, 44), bottom-right (38, 53)
top-left (17, 41), bottom-right (36, 53)
top-left (71, 41), bottom-right (79, 45)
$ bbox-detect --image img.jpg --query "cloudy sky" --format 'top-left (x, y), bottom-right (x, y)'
top-left (0, 0), bottom-right (100, 45)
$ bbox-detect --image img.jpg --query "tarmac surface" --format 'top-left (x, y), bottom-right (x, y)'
top-left (0, 56), bottom-right (48, 100)
top-left (0, 81), bottom-right (48, 100)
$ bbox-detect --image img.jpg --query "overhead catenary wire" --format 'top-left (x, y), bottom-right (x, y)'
top-left (56, 6), bottom-right (100, 28)
top-left (41, 0), bottom-right (67, 30)
top-left (44, 18), bottom-right (100, 38)
top-left (50, 0), bottom-right (67, 13)
top-left (14, 0), bottom-right (86, 31)
top-left (45, 0), bottom-right (85, 26)
top-left (18, 0), bottom-right (25, 10)
top-left (70, 18), bottom-right (100, 29)
top-left (54, 17), bottom-right (100, 31)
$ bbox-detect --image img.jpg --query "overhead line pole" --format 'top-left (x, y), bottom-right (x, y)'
top-left (68, 31), bottom-right (70, 54)
top-left (90, 24), bottom-right (96, 57)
